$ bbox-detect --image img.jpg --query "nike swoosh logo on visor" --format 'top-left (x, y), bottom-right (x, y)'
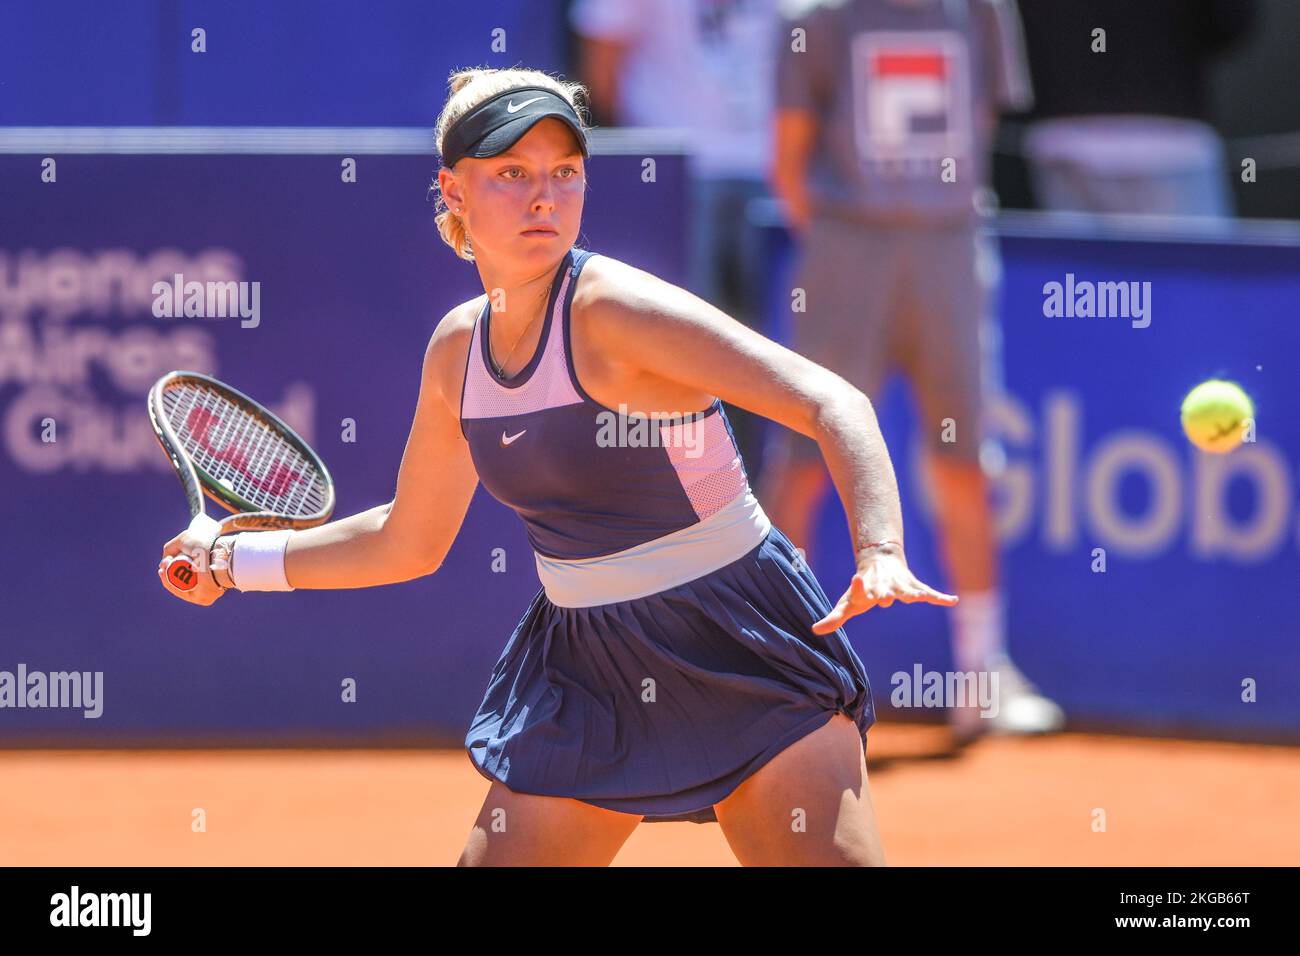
top-left (506, 97), bottom-right (546, 113)
top-left (501, 429), bottom-right (527, 445)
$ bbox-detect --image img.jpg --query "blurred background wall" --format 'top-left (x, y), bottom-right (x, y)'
top-left (4, 0), bottom-right (1299, 217)
top-left (3, 1), bottom-right (1298, 748)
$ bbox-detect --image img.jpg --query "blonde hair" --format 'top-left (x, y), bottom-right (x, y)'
top-left (430, 67), bottom-right (590, 261)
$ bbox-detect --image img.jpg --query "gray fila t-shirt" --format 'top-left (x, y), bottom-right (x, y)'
top-left (776, 0), bottom-right (1031, 224)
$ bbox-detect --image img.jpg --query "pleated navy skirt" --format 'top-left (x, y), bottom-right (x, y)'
top-left (464, 524), bottom-right (876, 824)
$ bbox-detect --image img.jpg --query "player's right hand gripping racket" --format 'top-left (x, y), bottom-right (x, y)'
top-left (148, 370), bottom-right (336, 592)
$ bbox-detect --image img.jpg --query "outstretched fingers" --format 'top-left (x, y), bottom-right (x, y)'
top-left (811, 567), bottom-right (958, 634)
top-left (900, 577), bottom-right (959, 606)
top-left (812, 574), bottom-right (877, 634)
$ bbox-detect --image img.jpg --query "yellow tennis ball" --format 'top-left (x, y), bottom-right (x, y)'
top-left (1180, 379), bottom-right (1254, 453)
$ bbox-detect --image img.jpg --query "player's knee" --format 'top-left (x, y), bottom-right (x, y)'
top-left (790, 814), bottom-right (885, 866)
top-left (832, 838), bottom-right (887, 867)
top-left (829, 809), bottom-right (887, 867)
top-left (456, 829), bottom-right (488, 866)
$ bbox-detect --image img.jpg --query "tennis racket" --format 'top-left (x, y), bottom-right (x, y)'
top-left (148, 370), bottom-right (336, 592)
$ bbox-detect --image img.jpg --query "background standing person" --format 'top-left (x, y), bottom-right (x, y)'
top-left (763, 0), bottom-right (1063, 743)
top-left (570, 0), bottom-right (783, 480)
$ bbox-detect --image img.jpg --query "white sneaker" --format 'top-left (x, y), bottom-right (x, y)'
top-left (949, 655), bottom-right (1065, 745)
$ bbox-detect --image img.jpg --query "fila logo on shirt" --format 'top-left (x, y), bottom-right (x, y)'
top-left (851, 31), bottom-right (972, 169)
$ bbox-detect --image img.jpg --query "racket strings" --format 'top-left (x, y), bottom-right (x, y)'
top-left (196, 386), bottom-right (326, 515)
top-left (162, 383), bottom-right (329, 517)
top-left (196, 386), bottom-right (325, 514)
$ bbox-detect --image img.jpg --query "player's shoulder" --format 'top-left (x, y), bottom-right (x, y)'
top-left (424, 294), bottom-right (485, 397)
top-left (573, 251), bottom-right (717, 354)
top-left (574, 251), bottom-right (664, 301)
top-left (430, 295), bottom-right (483, 349)
top-left (572, 252), bottom-right (669, 325)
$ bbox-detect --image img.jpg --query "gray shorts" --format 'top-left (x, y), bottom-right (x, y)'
top-left (779, 216), bottom-right (1002, 465)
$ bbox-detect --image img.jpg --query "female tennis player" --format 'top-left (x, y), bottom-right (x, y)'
top-left (158, 67), bottom-right (957, 867)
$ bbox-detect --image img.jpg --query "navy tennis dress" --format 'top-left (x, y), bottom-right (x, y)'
top-left (460, 246), bottom-right (875, 824)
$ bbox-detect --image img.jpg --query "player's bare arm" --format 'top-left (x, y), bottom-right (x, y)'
top-left (280, 304), bottom-right (480, 589)
top-left (770, 108), bottom-right (818, 236)
top-left (160, 304), bottom-right (480, 602)
top-left (574, 256), bottom-right (957, 631)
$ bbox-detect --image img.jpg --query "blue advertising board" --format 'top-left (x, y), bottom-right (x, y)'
top-left (0, 134), bottom-right (688, 745)
top-left (771, 214), bottom-right (1300, 743)
top-left (2, 136), bottom-right (1297, 745)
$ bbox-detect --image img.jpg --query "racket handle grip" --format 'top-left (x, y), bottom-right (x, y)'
top-left (167, 555), bottom-right (201, 591)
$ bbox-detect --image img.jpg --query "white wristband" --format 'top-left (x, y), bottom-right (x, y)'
top-left (231, 530), bottom-right (296, 591)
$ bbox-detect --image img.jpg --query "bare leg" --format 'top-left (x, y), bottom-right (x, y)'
top-left (926, 455), bottom-right (997, 593)
top-left (714, 714), bottom-right (885, 866)
top-left (927, 453), bottom-right (1063, 735)
top-left (759, 449), bottom-right (829, 563)
top-left (458, 781), bottom-right (643, 866)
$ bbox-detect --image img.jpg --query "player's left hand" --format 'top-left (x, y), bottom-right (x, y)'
top-left (157, 528), bottom-right (227, 606)
top-left (811, 546), bottom-right (958, 635)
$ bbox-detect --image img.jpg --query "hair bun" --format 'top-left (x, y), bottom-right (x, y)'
top-left (449, 68), bottom-right (495, 95)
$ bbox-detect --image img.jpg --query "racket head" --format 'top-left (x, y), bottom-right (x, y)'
top-left (148, 370), bottom-right (335, 531)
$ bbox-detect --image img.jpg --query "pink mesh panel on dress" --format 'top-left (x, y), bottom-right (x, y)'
top-left (461, 267), bottom-right (583, 420)
top-left (659, 411), bottom-right (749, 520)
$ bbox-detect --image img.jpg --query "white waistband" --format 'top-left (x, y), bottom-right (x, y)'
top-left (534, 491), bottom-right (773, 608)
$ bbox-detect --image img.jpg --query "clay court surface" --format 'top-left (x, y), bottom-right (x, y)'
top-left (3, 725), bottom-right (1296, 866)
